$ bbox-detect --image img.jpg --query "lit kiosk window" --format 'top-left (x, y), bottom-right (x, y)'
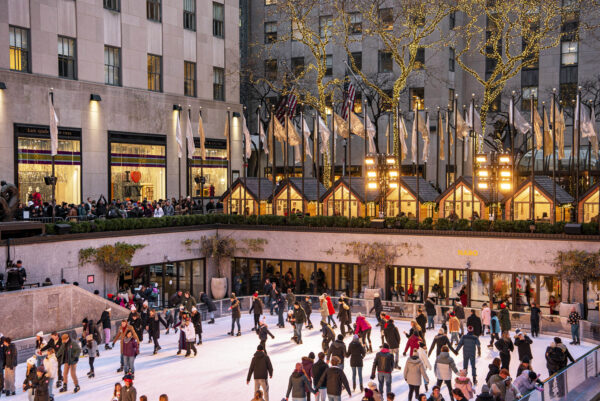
top-left (189, 138), bottom-right (228, 197)
top-left (15, 124), bottom-right (81, 204)
top-left (109, 132), bottom-right (166, 201)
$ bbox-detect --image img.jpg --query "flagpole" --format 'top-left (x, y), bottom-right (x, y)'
top-left (576, 87), bottom-right (582, 222)
top-left (453, 97), bottom-right (458, 218)
top-left (227, 108), bottom-right (232, 215)
top-left (552, 90), bottom-right (557, 224)
top-left (301, 107), bottom-right (305, 216)
top-left (462, 105), bottom-right (466, 177)
top-left (397, 106), bottom-right (401, 217)
top-left (285, 106), bottom-right (290, 216)
top-left (542, 101), bottom-right (547, 177)
top-left (331, 103), bottom-right (336, 216)
top-left (177, 108), bottom-right (182, 200)
top-left (387, 112), bottom-right (391, 154)
top-left (363, 99), bottom-right (368, 219)
top-left (187, 107), bottom-right (192, 198)
top-left (510, 92), bottom-right (515, 221)
top-left (50, 90), bottom-right (56, 223)
top-left (243, 107), bottom-right (247, 216)
top-left (436, 107), bottom-right (440, 190)
top-left (315, 113), bottom-right (320, 216)
top-left (530, 96), bottom-right (535, 221)
top-left (415, 107), bottom-right (420, 224)
top-left (446, 109), bottom-right (450, 189)
top-left (424, 109), bottom-right (428, 184)
top-left (348, 98), bottom-right (352, 219)
top-left (257, 106), bottom-right (262, 217)
top-left (271, 106), bottom-right (276, 213)
top-left (199, 108), bottom-right (205, 211)
top-left (470, 95), bottom-right (475, 223)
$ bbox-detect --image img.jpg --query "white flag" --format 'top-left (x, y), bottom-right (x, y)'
top-left (186, 112), bottom-right (195, 160)
top-left (456, 109), bottom-right (469, 138)
top-left (411, 110), bottom-right (418, 164)
top-left (242, 115), bottom-right (252, 159)
top-left (48, 93), bottom-right (59, 156)
top-left (176, 112), bottom-right (183, 158)
top-left (399, 115), bottom-right (408, 159)
top-left (468, 103), bottom-right (483, 140)
top-left (198, 114), bottom-right (206, 160)
top-left (318, 116), bottom-right (331, 154)
top-left (259, 120), bottom-right (269, 155)
top-left (464, 135), bottom-right (469, 163)
top-left (509, 97), bottom-right (532, 135)
top-left (365, 116), bottom-right (377, 154)
top-left (439, 112), bottom-right (445, 161)
top-left (302, 118), bottom-right (313, 158)
top-left (422, 113), bottom-right (430, 163)
top-left (532, 107), bottom-right (543, 151)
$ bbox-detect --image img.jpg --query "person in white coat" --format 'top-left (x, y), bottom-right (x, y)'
top-left (434, 345), bottom-right (458, 396)
top-left (417, 342), bottom-right (431, 370)
top-left (481, 303), bottom-right (491, 336)
top-left (43, 348), bottom-right (59, 400)
top-left (182, 318), bottom-right (197, 357)
top-left (153, 205), bottom-right (164, 218)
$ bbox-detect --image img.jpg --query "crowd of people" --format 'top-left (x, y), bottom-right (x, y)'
top-left (0, 280), bottom-right (585, 401)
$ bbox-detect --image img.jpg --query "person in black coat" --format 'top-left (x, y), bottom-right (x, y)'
top-left (485, 358), bottom-right (501, 384)
top-left (369, 293), bottom-right (384, 327)
top-left (416, 309), bottom-right (428, 333)
top-left (0, 339), bottom-right (5, 394)
top-left (321, 321), bottom-right (336, 354)
top-left (146, 309), bottom-right (168, 354)
top-left (246, 345), bottom-right (273, 401)
top-left (327, 335), bottom-right (347, 369)
top-left (381, 316), bottom-right (401, 369)
top-left (200, 292), bottom-right (216, 324)
top-left (424, 297), bottom-right (437, 329)
top-left (191, 307), bottom-right (203, 345)
top-left (228, 294), bottom-right (242, 336)
top-left (301, 296), bottom-right (314, 329)
top-left (128, 312), bottom-right (144, 342)
top-left (467, 310), bottom-right (483, 338)
top-left (313, 352), bottom-right (329, 397)
top-left (346, 335), bottom-right (366, 391)
top-left (249, 293), bottom-right (264, 331)
top-left (428, 329), bottom-right (456, 357)
top-left (169, 290), bottom-right (184, 323)
top-left (494, 332), bottom-right (514, 371)
top-left (514, 330), bottom-right (533, 362)
top-left (97, 307), bottom-right (112, 350)
top-left (257, 320), bottom-right (275, 353)
top-left (316, 356), bottom-right (352, 399)
top-left (3, 338), bottom-right (17, 395)
top-left (530, 302), bottom-right (541, 337)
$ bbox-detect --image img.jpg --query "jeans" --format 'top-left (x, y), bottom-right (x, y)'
top-left (104, 328), bottom-right (111, 344)
top-left (463, 353), bottom-right (476, 378)
top-left (427, 315), bottom-right (435, 329)
top-left (390, 348), bottom-right (399, 367)
top-left (62, 363), bottom-right (78, 386)
top-left (120, 353), bottom-right (124, 368)
top-left (316, 388), bottom-right (327, 401)
top-left (408, 384), bottom-right (420, 400)
top-left (294, 324), bottom-right (303, 342)
top-left (571, 324), bottom-right (580, 343)
top-left (123, 356), bottom-right (136, 374)
top-left (47, 378), bottom-right (55, 398)
top-left (278, 310), bottom-right (285, 326)
top-left (451, 332), bottom-right (460, 346)
top-left (231, 317), bottom-right (241, 333)
top-left (351, 366), bottom-right (363, 389)
top-left (327, 396), bottom-right (341, 401)
top-left (377, 372), bottom-right (391, 395)
top-left (327, 315), bottom-right (336, 326)
top-left (254, 379), bottom-right (269, 401)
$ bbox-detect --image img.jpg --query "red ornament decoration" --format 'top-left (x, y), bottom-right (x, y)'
top-left (131, 171), bottom-right (141, 183)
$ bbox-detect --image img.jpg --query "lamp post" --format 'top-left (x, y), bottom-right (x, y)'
top-left (365, 153), bottom-right (399, 218)
top-left (475, 152), bottom-right (513, 219)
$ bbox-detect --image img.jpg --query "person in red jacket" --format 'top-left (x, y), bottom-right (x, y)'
top-left (326, 295), bottom-right (337, 328)
top-left (355, 314), bottom-right (373, 353)
top-left (403, 333), bottom-right (421, 357)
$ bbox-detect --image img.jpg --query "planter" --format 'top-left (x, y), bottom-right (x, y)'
top-left (211, 277), bottom-right (228, 300)
top-left (364, 288), bottom-right (383, 299)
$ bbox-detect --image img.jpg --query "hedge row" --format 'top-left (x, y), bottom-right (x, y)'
top-left (44, 214), bottom-right (600, 236)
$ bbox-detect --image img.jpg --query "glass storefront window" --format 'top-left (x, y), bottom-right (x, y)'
top-left (334, 264), bottom-right (350, 295)
top-left (190, 147), bottom-right (228, 197)
top-left (192, 259), bottom-right (205, 298)
top-left (387, 266), bottom-right (406, 301)
top-left (248, 259), bottom-right (262, 294)
top-left (264, 260), bottom-right (281, 284)
top-left (407, 268), bottom-right (425, 303)
top-left (315, 263), bottom-right (331, 294)
top-left (110, 142), bottom-right (165, 201)
top-left (350, 264), bottom-right (369, 298)
top-left (449, 269), bottom-right (467, 304)
top-left (540, 275), bottom-right (562, 315)
top-left (17, 137), bottom-right (81, 204)
top-left (470, 271), bottom-right (491, 308)
top-left (227, 185), bottom-right (256, 215)
top-left (275, 185), bottom-right (304, 216)
top-left (582, 189), bottom-right (599, 223)
top-left (588, 280), bottom-right (600, 311)
top-left (163, 262), bottom-right (177, 306)
top-left (492, 273), bottom-right (513, 309)
top-left (282, 261), bottom-right (296, 292)
top-left (513, 186), bottom-right (552, 221)
top-left (178, 260), bottom-right (192, 294)
top-left (515, 274), bottom-right (537, 312)
top-left (298, 262), bottom-right (315, 294)
top-left (231, 259), bottom-right (250, 296)
top-left (387, 187), bottom-right (417, 218)
top-left (428, 269), bottom-right (446, 304)
top-left (443, 185), bottom-right (482, 219)
top-left (327, 186), bottom-right (359, 217)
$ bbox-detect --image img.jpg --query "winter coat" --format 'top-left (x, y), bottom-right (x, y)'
top-left (128, 316), bottom-right (144, 339)
top-left (404, 335), bottom-right (421, 356)
top-left (504, 383), bottom-right (521, 401)
top-left (312, 359), bottom-right (329, 388)
top-left (514, 335), bottom-right (533, 361)
top-left (513, 370), bottom-right (538, 394)
top-left (191, 312), bottom-right (202, 334)
top-left (57, 340), bottom-right (81, 365)
top-left (23, 367), bottom-right (37, 393)
top-left (320, 298), bottom-right (329, 319)
top-left (113, 324), bottom-right (140, 353)
top-left (302, 357), bottom-right (314, 382)
top-left (122, 337), bottom-right (139, 357)
top-left (247, 351), bottom-right (273, 381)
top-left (182, 323), bottom-right (196, 342)
top-left (327, 340), bottom-right (347, 364)
top-left (200, 293), bottom-right (217, 312)
top-left (495, 338), bottom-right (514, 356)
top-left (257, 325), bottom-right (274, 341)
top-left (456, 333), bottom-right (481, 359)
top-left (499, 308), bottom-right (511, 332)
top-left (383, 320), bottom-right (401, 349)
top-left (454, 305), bottom-right (465, 319)
top-left (43, 354), bottom-right (58, 379)
top-left (434, 352), bottom-right (458, 381)
top-left (530, 307), bottom-right (541, 324)
top-left (466, 314), bottom-right (482, 337)
top-left (417, 347), bottom-right (432, 370)
top-left (118, 385), bottom-right (137, 401)
top-left (355, 315), bottom-right (372, 334)
top-left (286, 292), bottom-right (296, 307)
top-left (425, 298), bottom-right (437, 316)
top-left (454, 376), bottom-right (474, 399)
top-left (485, 364), bottom-right (500, 384)
top-left (481, 307), bottom-right (491, 326)
top-left (293, 306), bottom-right (307, 325)
top-left (404, 356), bottom-right (429, 386)
top-left (182, 295), bottom-right (197, 312)
top-left (147, 314), bottom-right (168, 338)
top-left (322, 323), bottom-right (336, 343)
top-left (40, 337), bottom-right (61, 355)
top-left (31, 374), bottom-right (51, 401)
top-left (371, 348), bottom-right (394, 375)
top-left (449, 316), bottom-right (460, 333)
top-left (286, 371), bottom-right (314, 398)
top-left (326, 296), bottom-right (336, 316)
top-left (4, 343), bottom-right (17, 368)
top-left (316, 366), bottom-right (351, 397)
top-left (490, 316), bottom-right (501, 334)
top-left (429, 334), bottom-right (454, 357)
top-left (338, 300), bottom-right (351, 323)
top-left (169, 293), bottom-right (183, 308)
top-left (416, 314), bottom-right (427, 332)
top-left (301, 299), bottom-right (313, 317)
top-left (369, 296), bottom-right (383, 315)
top-left (346, 339), bottom-right (366, 367)
top-left (249, 298), bottom-right (264, 315)
top-left (230, 298), bottom-right (241, 318)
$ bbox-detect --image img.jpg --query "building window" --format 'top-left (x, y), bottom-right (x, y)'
top-left (264, 22), bottom-right (277, 43)
top-left (213, 67), bottom-right (225, 101)
top-left (410, 88), bottom-right (425, 111)
top-left (521, 69), bottom-right (538, 88)
top-left (147, 54), bottom-right (162, 92)
top-left (291, 21), bottom-right (302, 41)
top-left (213, 2), bottom-right (224, 38)
top-left (379, 8), bottom-right (393, 31)
top-left (560, 83), bottom-right (577, 106)
top-left (449, 11), bottom-right (456, 29)
top-left (58, 36), bottom-right (76, 79)
top-left (378, 51), bottom-right (393, 73)
top-left (449, 47), bottom-right (455, 72)
top-left (415, 47), bottom-right (425, 69)
top-left (104, 46), bottom-right (121, 86)
top-left (264, 59), bottom-right (277, 81)
top-left (349, 13), bottom-right (362, 36)
top-left (448, 88), bottom-right (455, 111)
top-left (349, 52), bottom-right (362, 72)
top-left (184, 0), bottom-right (196, 31)
top-left (291, 57), bottom-right (304, 75)
top-left (325, 55), bottom-right (333, 76)
top-left (191, 140), bottom-right (228, 196)
top-left (147, 0), bottom-right (161, 22)
top-left (319, 15), bottom-right (332, 39)
top-left (561, 41), bottom-right (578, 65)
top-left (103, 0), bottom-right (120, 12)
top-left (521, 86), bottom-right (538, 111)
top-left (184, 61), bottom-right (196, 97)
top-left (9, 26), bottom-right (30, 73)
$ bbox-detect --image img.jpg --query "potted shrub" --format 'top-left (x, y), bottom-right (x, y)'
top-left (345, 241), bottom-right (397, 299)
top-left (553, 249), bottom-right (600, 318)
top-left (200, 235), bottom-right (237, 300)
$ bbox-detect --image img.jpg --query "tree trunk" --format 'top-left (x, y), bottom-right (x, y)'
top-left (568, 281), bottom-right (572, 303)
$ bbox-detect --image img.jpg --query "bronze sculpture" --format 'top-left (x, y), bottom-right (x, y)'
top-left (0, 181), bottom-right (19, 221)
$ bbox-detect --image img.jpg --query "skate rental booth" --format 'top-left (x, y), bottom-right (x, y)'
top-left (436, 176), bottom-right (499, 220)
top-left (271, 177), bottom-right (327, 216)
top-left (385, 176), bottom-right (438, 219)
top-left (504, 176), bottom-right (574, 222)
top-left (319, 177), bottom-right (379, 217)
top-left (219, 177), bottom-right (273, 215)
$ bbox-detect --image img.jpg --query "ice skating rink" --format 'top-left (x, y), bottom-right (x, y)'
top-left (11, 313), bottom-right (594, 400)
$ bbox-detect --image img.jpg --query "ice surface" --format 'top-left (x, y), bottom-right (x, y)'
top-left (12, 313), bottom-right (594, 401)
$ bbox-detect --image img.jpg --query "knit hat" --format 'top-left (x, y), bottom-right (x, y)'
top-left (367, 382), bottom-right (377, 390)
top-left (467, 325), bottom-right (474, 332)
top-left (130, 305), bottom-right (136, 311)
top-left (500, 303), bottom-right (506, 309)
top-left (27, 356), bottom-right (37, 365)
top-left (180, 305), bottom-right (185, 310)
top-left (353, 334), bottom-right (359, 341)
top-left (481, 385), bottom-right (490, 393)
top-left (123, 374), bottom-right (134, 382)
top-left (143, 300), bottom-right (148, 306)
top-left (364, 388), bottom-right (374, 397)
top-left (257, 345), bottom-right (264, 351)
top-left (515, 328), bottom-right (522, 335)
top-left (253, 292), bottom-right (258, 298)
top-left (295, 363), bottom-right (303, 372)
top-left (450, 312), bottom-right (455, 317)
top-left (459, 369), bottom-right (467, 376)
top-left (192, 307), bottom-right (197, 312)
top-left (384, 315), bottom-right (391, 320)
top-left (36, 331), bottom-right (44, 337)
top-left (105, 307), bottom-right (112, 312)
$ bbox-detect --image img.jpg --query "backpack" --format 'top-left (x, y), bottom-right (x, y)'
top-left (548, 347), bottom-right (565, 367)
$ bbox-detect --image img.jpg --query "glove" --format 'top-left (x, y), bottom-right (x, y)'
top-left (370, 375), bottom-right (375, 380)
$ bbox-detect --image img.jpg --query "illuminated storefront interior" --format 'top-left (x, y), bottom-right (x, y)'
top-left (506, 177), bottom-right (573, 222)
top-left (189, 138), bottom-right (228, 198)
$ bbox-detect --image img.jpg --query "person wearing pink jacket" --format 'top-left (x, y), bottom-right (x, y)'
top-left (354, 314), bottom-right (373, 352)
top-left (481, 303), bottom-right (491, 336)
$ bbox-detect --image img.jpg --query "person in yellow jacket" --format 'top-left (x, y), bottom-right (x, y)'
top-left (448, 312), bottom-right (461, 347)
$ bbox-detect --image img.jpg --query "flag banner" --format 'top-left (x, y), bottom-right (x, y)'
top-left (574, 93), bottom-right (581, 153)
top-left (448, 111), bottom-right (453, 158)
top-left (285, 116), bottom-right (302, 147)
top-left (259, 120), bottom-right (269, 155)
top-left (318, 116), bottom-right (331, 154)
top-left (198, 114), bottom-right (206, 160)
top-left (224, 115), bottom-right (230, 156)
top-left (543, 108), bottom-right (553, 157)
top-left (464, 136), bottom-right (469, 163)
top-left (533, 108), bottom-right (543, 151)
top-left (552, 101), bottom-right (566, 159)
top-left (384, 121), bottom-right (390, 151)
top-left (411, 110), bottom-right (418, 163)
top-left (267, 118), bottom-right (274, 164)
top-left (294, 144), bottom-right (301, 163)
top-left (350, 112), bottom-right (365, 137)
top-left (467, 103), bottom-right (483, 136)
top-left (399, 115), bottom-right (408, 159)
top-left (333, 112), bottom-right (350, 138)
top-left (422, 113), bottom-right (430, 163)
top-left (186, 112), bottom-right (195, 160)
top-left (365, 116), bottom-right (377, 154)
top-left (509, 98), bottom-right (532, 135)
top-left (582, 105), bottom-right (599, 158)
top-left (242, 115), bottom-right (252, 159)
top-left (273, 116), bottom-right (286, 143)
top-left (302, 118), bottom-right (313, 159)
top-left (49, 93), bottom-right (59, 156)
top-left (176, 112), bottom-right (183, 158)
top-left (456, 109), bottom-right (469, 138)
top-left (341, 81), bottom-right (356, 119)
top-left (439, 112), bottom-right (445, 161)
